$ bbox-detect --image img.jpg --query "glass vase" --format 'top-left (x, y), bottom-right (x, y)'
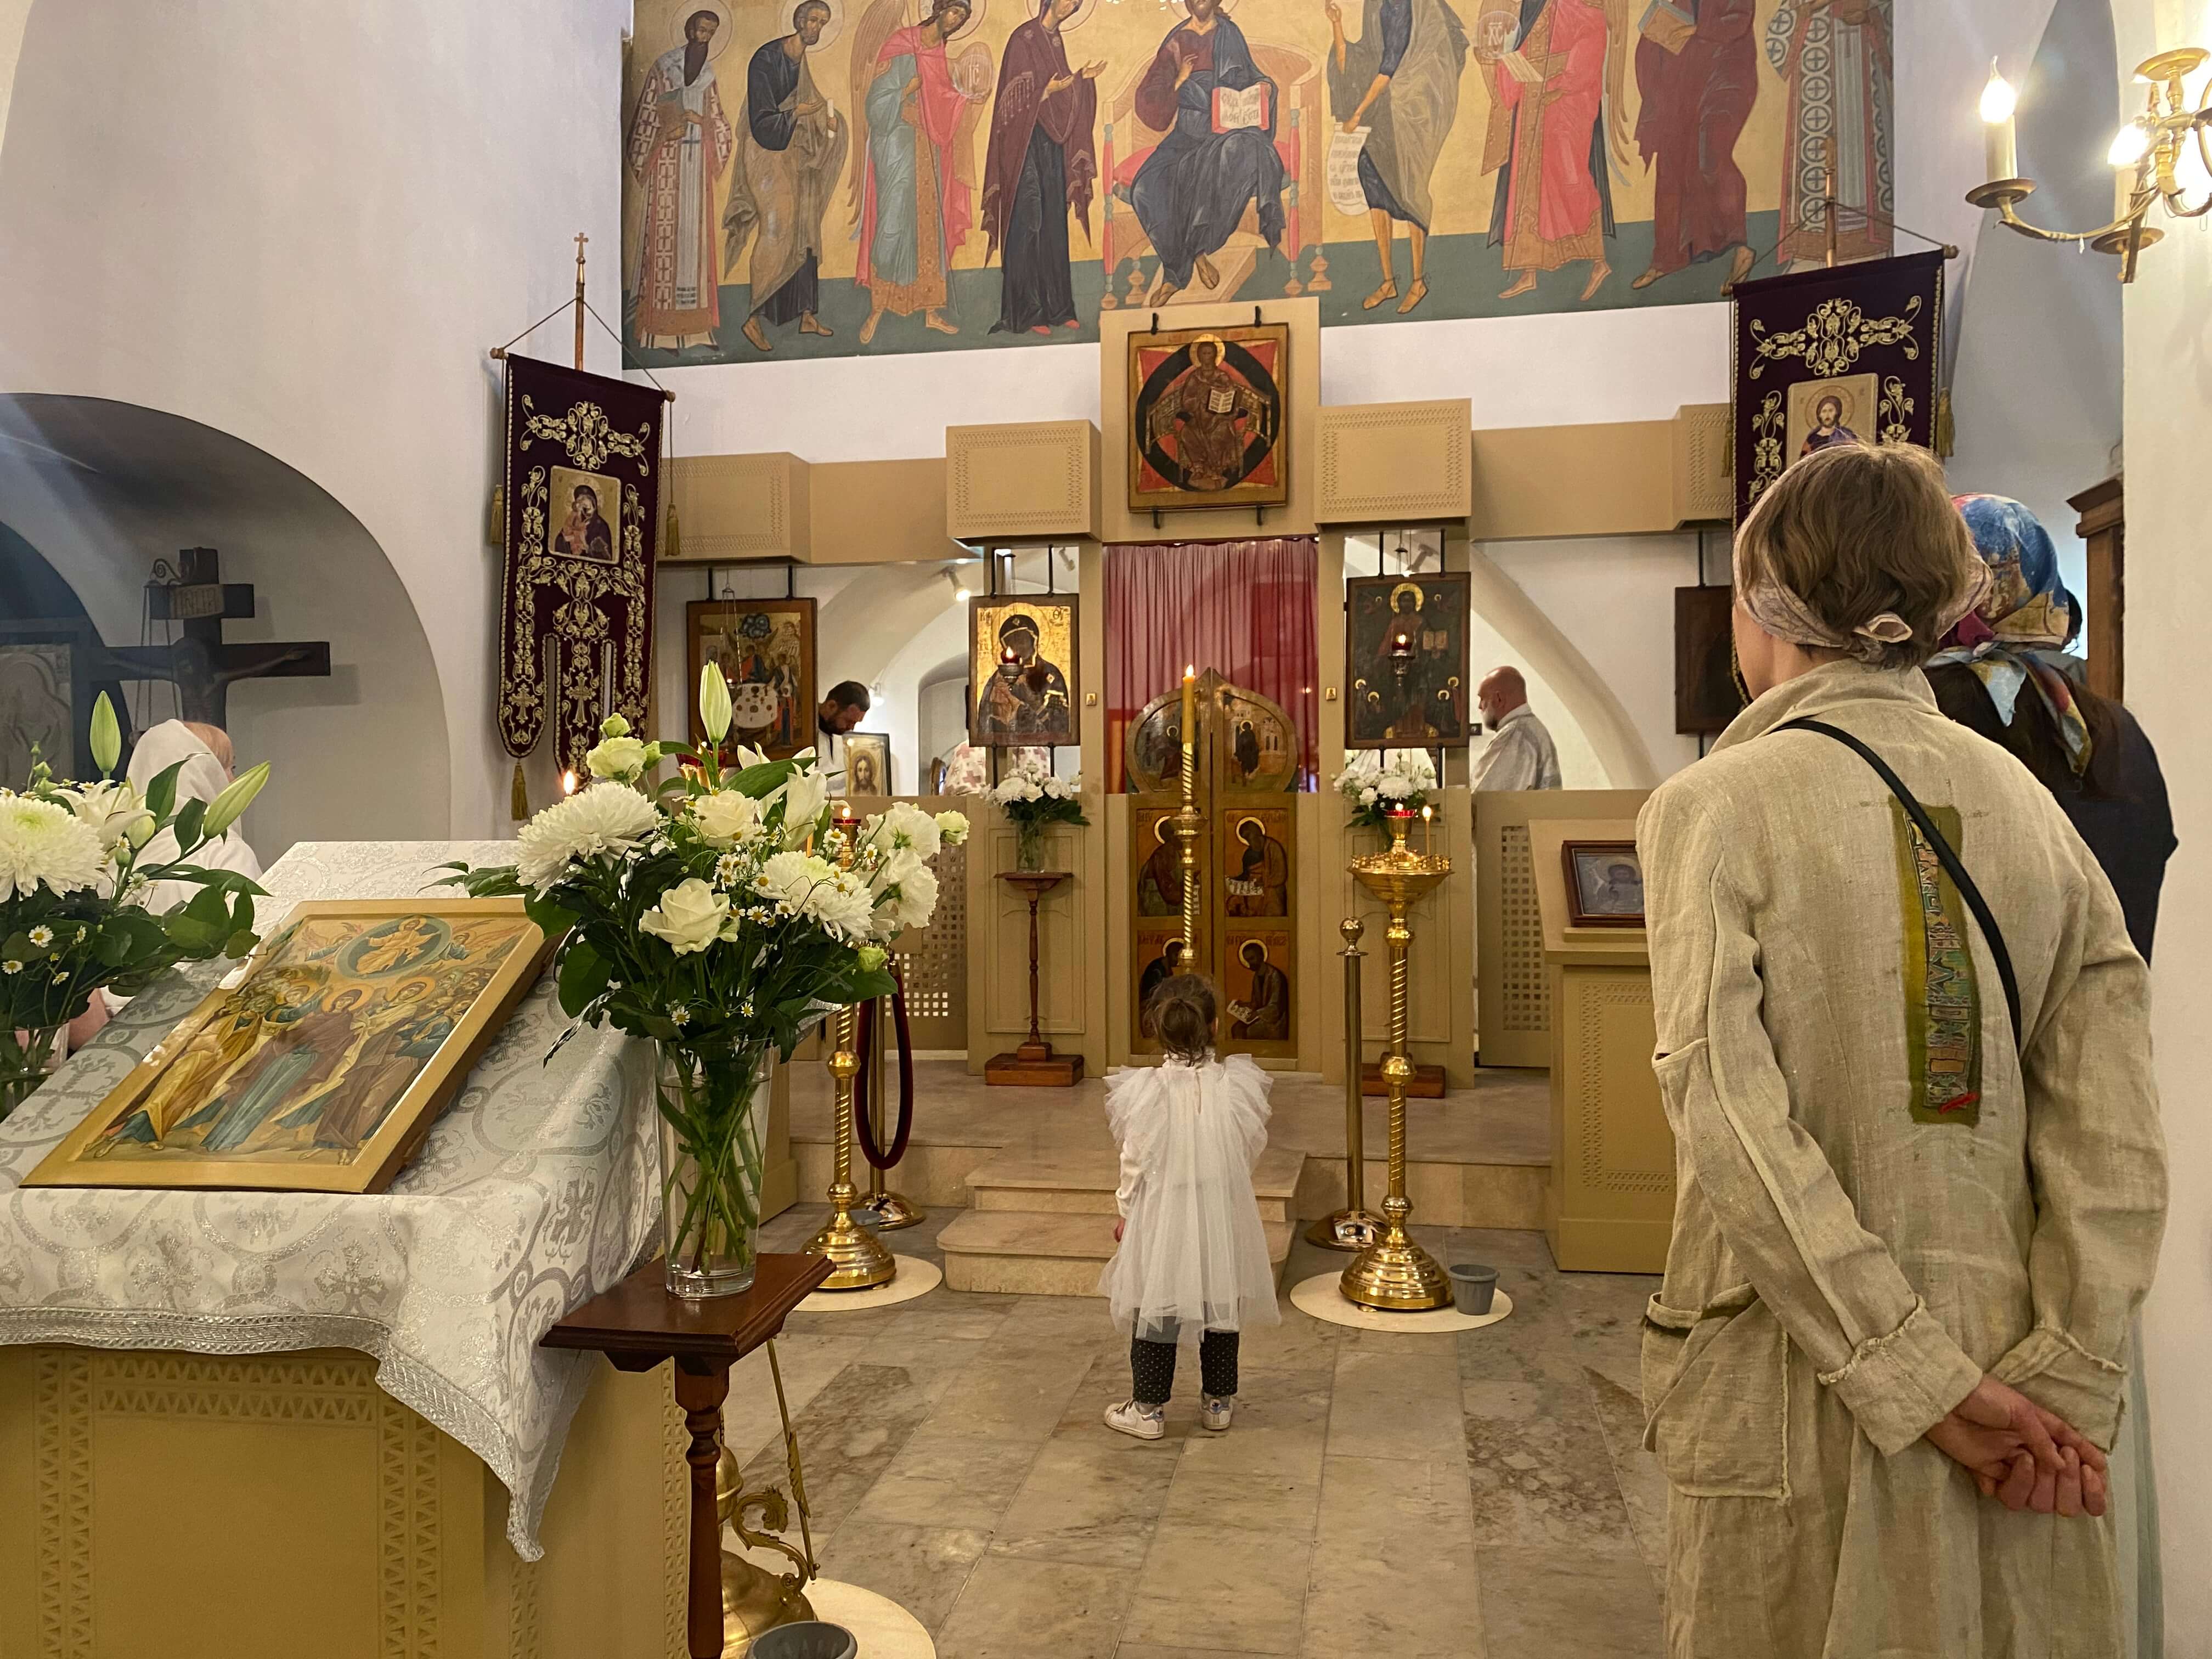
top-left (0, 1024), bottom-right (68, 1123)
top-left (1015, 819), bottom-right (1046, 871)
top-left (654, 1041), bottom-right (771, 1299)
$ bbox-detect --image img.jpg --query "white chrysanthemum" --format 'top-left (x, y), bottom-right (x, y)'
top-left (755, 850), bottom-right (833, 916)
top-left (688, 789), bottom-right (763, 848)
top-left (879, 861), bottom-right (938, 934)
top-left (877, 802), bottom-right (941, 859)
top-left (516, 783), bottom-right (660, 891)
top-left (806, 871), bottom-right (877, 940)
top-left (0, 795), bottom-right (106, 900)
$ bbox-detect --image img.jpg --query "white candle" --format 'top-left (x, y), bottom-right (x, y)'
top-left (1980, 67), bottom-right (2018, 182)
top-left (2108, 125), bottom-right (2151, 223)
top-left (2114, 165), bottom-right (2138, 224)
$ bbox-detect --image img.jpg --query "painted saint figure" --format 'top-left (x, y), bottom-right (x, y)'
top-left (1769, 0), bottom-right (1892, 267)
top-left (1224, 818), bottom-right (1289, 917)
top-left (1327, 0), bottom-right (1470, 316)
top-left (853, 0), bottom-right (985, 346)
top-left (724, 1), bottom-right (850, 352)
top-left (976, 612), bottom-right (1073, 740)
top-left (1630, 0), bottom-right (1758, 290)
top-left (1482, 0), bottom-right (1632, 303)
top-left (1138, 817), bottom-right (1185, 916)
top-left (1227, 940), bottom-right (1288, 1039)
top-left (983, 0), bottom-right (1104, 335)
top-left (627, 9), bottom-right (737, 351)
top-left (1799, 394), bottom-right (1859, 455)
top-left (1147, 336), bottom-right (1267, 492)
top-left (1128, 0), bottom-right (1286, 306)
top-left (552, 485), bottom-right (614, 560)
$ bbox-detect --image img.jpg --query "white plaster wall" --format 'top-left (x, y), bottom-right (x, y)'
top-left (2111, 2), bottom-right (2212, 1645)
top-left (917, 669), bottom-right (969, 783)
top-left (0, 0), bottom-right (633, 840)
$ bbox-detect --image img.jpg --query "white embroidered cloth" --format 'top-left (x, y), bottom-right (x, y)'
top-left (0, 841), bottom-right (658, 1560)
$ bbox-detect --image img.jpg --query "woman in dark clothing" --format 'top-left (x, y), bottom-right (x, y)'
top-left (1928, 494), bottom-right (2176, 959)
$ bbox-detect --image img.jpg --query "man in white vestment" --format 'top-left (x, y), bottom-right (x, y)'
top-left (1470, 665), bottom-right (1561, 791)
top-left (815, 681), bottom-right (870, 795)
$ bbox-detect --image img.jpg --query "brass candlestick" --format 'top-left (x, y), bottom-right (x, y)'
top-left (806, 814), bottom-right (896, 1290)
top-left (1176, 668), bottom-right (1201, 970)
top-left (1307, 917), bottom-right (1384, 1251)
top-left (1340, 811), bottom-right (1454, 1310)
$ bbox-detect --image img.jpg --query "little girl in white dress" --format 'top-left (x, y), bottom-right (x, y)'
top-left (1100, 974), bottom-right (1279, 1440)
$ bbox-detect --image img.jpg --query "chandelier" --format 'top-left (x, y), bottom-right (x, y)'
top-left (1971, 48), bottom-right (2212, 281)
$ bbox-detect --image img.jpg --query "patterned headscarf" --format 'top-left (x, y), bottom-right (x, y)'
top-left (1929, 494), bottom-right (2092, 776)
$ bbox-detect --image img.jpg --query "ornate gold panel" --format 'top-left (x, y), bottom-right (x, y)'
top-left (1315, 400), bottom-right (1472, 524)
top-left (665, 453), bottom-right (810, 563)
top-left (945, 421), bottom-right (1099, 540)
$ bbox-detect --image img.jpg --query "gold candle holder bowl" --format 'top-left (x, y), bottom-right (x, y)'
top-left (1339, 812), bottom-right (1454, 1311)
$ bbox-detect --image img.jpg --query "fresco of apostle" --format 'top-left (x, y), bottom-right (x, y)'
top-left (628, 9), bottom-right (737, 351)
top-left (724, 1), bottom-right (850, 352)
top-left (982, 0), bottom-right (1104, 336)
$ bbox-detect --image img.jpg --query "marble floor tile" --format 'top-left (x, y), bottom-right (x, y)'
top-left (1121, 1522), bottom-right (1315, 1656)
top-left (1117, 1649), bottom-right (1279, 1659)
top-left (934, 1555), bottom-right (1135, 1659)
top-left (1476, 1544), bottom-right (1664, 1658)
top-left (739, 1359), bottom-right (939, 1533)
top-left (721, 1333), bottom-right (871, 1464)
top-left (989, 1431), bottom-right (1183, 1570)
top-left (1327, 1344), bottom-right (1466, 1463)
top-left (1301, 1456), bottom-right (1483, 1658)
top-left (855, 1421), bottom-right (1049, 1531)
top-left (1581, 1366), bottom-right (1669, 1579)
top-left (1460, 1372), bottom-right (1639, 1550)
top-left (811, 1520), bottom-right (990, 1635)
top-left (1169, 1374), bottom-right (1331, 1489)
top-left (1154, 1461), bottom-right (1322, 1537)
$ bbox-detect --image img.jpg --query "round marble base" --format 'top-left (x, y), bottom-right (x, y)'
top-left (1289, 1272), bottom-right (1514, 1332)
top-left (793, 1579), bottom-right (935, 1659)
top-left (796, 1256), bottom-right (943, 1313)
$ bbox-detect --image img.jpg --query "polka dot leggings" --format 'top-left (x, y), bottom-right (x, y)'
top-left (1130, 1328), bottom-right (1239, 1406)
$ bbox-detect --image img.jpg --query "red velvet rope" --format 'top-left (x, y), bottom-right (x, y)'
top-left (851, 969), bottom-right (915, 1171)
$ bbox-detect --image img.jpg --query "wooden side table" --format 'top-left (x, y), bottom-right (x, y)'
top-left (545, 1252), bottom-right (833, 1659)
top-left (985, 870), bottom-right (1085, 1086)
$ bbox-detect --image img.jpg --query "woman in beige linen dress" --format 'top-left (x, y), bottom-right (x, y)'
top-left (1636, 443), bottom-right (2167, 1658)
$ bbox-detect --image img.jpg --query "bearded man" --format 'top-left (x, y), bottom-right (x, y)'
top-left (628, 10), bottom-right (737, 350)
top-left (725, 1), bottom-right (849, 352)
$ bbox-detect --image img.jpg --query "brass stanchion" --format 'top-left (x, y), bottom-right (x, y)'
top-left (1175, 665), bottom-right (1201, 970)
top-left (1306, 917), bottom-right (1384, 1251)
top-left (1340, 812), bottom-right (1453, 1310)
top-left (806, 814), bottom-right (897, 1290)
top-left (855, 992), bottom-right (924, 1230)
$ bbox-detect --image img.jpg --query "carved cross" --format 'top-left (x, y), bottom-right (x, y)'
top-left (93, 547), bottom-right (331, 727)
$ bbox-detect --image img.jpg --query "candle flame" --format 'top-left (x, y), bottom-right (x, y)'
top-left (560, 769), bottom-right (577, 795)
top-left (1979, 65), bottom-right (2016, 125)
top-left (2109, 123), bottom-right (2150, 166)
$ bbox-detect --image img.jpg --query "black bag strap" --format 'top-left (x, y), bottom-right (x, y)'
top-left (1778, 718), bottom-right (2024, 1054)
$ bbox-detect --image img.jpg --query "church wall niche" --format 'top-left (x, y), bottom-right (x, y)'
top-left (0, 396), bottom-right (450, 863)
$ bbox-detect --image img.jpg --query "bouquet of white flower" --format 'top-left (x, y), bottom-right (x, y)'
top-left (446, 663), bottom-right (968, 1297)
top-left (0, 693), bottom-right (269, 1118)
top-left (1336, 748), bottom-right (1438, 831)
top-left (978, 755), bottom-right (1088, 871)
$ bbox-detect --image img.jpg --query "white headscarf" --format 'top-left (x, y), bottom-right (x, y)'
top-left (126, 720), bottom-right (263, 913)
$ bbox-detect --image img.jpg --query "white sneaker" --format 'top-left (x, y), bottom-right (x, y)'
top-left (1201, 1395), bottom-right (1235, 1432)
top-left (1104, 1399), bottom-right (1166, 1441)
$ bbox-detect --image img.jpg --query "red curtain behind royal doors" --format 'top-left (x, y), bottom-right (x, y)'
top-left (1104, 539), bottom-right (1319, 792)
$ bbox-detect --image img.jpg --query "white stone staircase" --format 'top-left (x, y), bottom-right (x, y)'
top-left (938, 1149), bottom-right (1305, 1296)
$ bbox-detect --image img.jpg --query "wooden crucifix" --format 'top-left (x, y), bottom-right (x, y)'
top-left (97, 547), bottom-right (331, 727)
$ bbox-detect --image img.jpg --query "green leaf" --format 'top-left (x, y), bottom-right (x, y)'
top-left (730, 760), bottom-right (794, 799)
top-left (522, 894), bottom-right (579, 939)
top-left (556, 940), bottom-right (612, 1015)
top-left (171, 798), bottom-right (206, 851)
top-left (223, 928), bottom-right (258, 959)
top-left (142, 760), bottom-right (184, 822)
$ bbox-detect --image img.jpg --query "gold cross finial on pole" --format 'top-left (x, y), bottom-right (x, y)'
top-left (573, 232), bottom-right (589, 370)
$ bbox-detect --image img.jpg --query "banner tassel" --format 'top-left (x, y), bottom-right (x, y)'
top-left (511, 760), bottom-right (529, 822)
top-left (488, 483), bottom-right (505, 546)
top-left (1935, 390), bottom-right (1956, 458)
top-left (663, 499), bottom-right (682, 563)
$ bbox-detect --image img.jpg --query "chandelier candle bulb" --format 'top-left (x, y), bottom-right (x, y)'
top-left (1980, 66), bottom-right (2019, 180)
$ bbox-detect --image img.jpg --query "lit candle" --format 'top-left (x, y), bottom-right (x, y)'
top-left (560, 769), bottom-right (577, 795)
top-left (1391, 631), bottom-right (1413, 659)
top-left (1980, 65), bottom-right (2018, 182)
top-left (1180, 665), bottom-right (1196, 755)
top-left (2109, 123), bottom-right (2150, 222)
top-left (1421, 802), bottom-right (1433, 855)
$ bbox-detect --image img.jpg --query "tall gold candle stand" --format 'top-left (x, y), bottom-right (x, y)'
top-left (855, 992), bottom-right (924, 1230)
top-left (1175, 666), bottom-right (1201, 969)
top-left (1340, 811), bottom-right (1454, 1310)
top-left (1307, 917), bottom-right (1385, 1251)
top-left (805, 813), bottom-right (898, 1290)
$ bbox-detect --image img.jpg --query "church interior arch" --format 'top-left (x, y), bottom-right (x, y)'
top-left (0, 394), bottom-right (450, 862)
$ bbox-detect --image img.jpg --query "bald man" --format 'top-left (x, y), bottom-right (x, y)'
top-left (1470, 667), bottom-right (1561, 791)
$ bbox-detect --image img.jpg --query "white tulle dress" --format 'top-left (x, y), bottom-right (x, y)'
top-left (1098, 1053), bottom-right (1282, 1343)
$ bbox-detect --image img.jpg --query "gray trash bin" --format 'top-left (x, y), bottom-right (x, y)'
top-left (1448, 1263), bottom-right (1498, 1317)
top-left (752, 1622), bottom-right (858, 1659)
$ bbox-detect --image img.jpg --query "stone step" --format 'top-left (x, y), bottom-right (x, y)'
top-left (937, 1208), bottom-right (1295, 1299)
top-left (963, 1148), bottom-right (1306, 1223)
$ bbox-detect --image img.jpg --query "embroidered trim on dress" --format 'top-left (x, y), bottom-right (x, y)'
top-left (1889, 800), bottom-right (1982, 1124)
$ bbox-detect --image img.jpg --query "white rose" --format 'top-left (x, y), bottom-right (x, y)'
top-left (779, 771), bottom-right (829, 843)
top-left (586, 734), bottom-right (651, 781)
top-left (639, 877), bottom-right (732, 955)
top-left (882, 861), bottom-right (938, 933)
top-left (688, 789), bottom-right (761, 848)
top-left (872, 845), bottom-right (927, 895)
top-left (1359, 787), bottom-right (1378, 806)
top-left (934, 810), bottom-right (970, 845)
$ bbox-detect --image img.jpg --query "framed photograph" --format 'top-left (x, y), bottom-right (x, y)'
top-left (1345, 574), bottom-right (1469, 748)
top-left (1562, 841), bottom-right (1646, 928)
top-left (1674, 586), bottom-right (1746, 735)
top-left (25, 900), bottom-right (553, 1195)
top-left (1128, 322), bottom-right (1289, 513)
top-left (845, 732), bottom-right (891, 797)
top-left (969, 596), bottom-right (1077, 748)
top-left (688, 596), bottom-right (816, 758)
